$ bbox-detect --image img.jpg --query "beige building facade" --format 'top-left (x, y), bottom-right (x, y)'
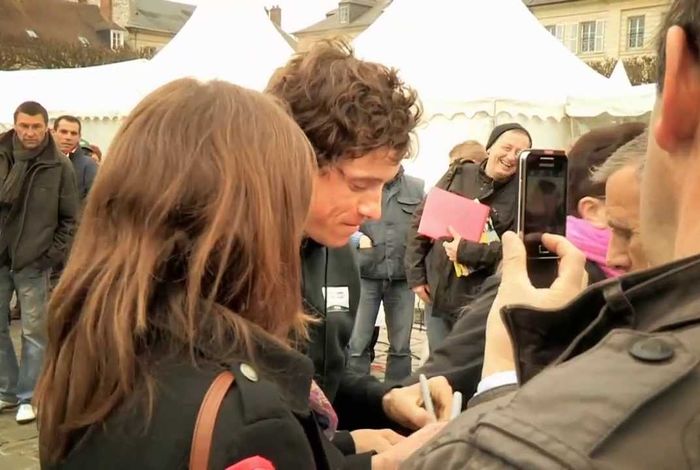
top-left (526, 0), bottom-right (672, 60)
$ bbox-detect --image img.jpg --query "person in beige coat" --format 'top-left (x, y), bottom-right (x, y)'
top-left (404, 1), bottom-right (700, 467)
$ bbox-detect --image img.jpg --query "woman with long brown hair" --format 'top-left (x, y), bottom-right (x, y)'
top-left (34, 78), bottom-right (342, 469)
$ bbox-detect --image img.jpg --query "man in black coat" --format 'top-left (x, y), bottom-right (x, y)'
top-left (267, 40), bottom-right (454, 452)
top-left (53, 115), bottom-right (98, 201)
top-left (405, 124), bottom-right (531, 351)
top-left (0, 101), bottom-right (79, 424)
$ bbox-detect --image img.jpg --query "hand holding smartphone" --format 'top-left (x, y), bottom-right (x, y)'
top-left (516, 149), bottom-right (568, 286)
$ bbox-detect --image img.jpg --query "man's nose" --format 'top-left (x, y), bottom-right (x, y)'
top-left (358, 190), bottom-right (382, 221)
top-left (606, 240), bottom-right (631, 272)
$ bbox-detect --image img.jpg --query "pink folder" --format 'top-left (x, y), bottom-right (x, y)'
top-left (418, 187), bottom-right (491, 242)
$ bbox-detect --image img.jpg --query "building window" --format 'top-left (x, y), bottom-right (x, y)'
top-left (339, 4), bottom-right (350, 24)
top-left (111, 30), bottom-right (124, 50)
top-left (564, 23), bottom-right (579, 53)
top-left (78, 36), bottom-right (90, 47)
top-left (545, 24), bottom-right (566, 43)
top-left (579, 20), bottom-right (605, 53)
top-left (25, 29), bottom-right (38, 39)
top-left (628, 15), bottom-right (645, 49)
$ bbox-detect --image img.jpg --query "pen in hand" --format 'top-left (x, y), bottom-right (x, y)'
top-left (419, 374), bottom-right (436, 422)
top-left (450, 391), bottom-right (463, 420)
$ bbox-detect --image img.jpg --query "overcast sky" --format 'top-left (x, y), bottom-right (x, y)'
top-left (173, 0), bottom-right (340, 33)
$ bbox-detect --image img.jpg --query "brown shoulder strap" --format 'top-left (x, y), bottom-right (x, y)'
top-left (190, 370), bottom-right (236, 470)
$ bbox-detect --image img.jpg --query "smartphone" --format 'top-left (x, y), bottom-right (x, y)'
top-left (516, 149), bottom-right (568, 260)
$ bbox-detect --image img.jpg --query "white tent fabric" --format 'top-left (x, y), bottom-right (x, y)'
top-left (566, 83), bottom-right (656, 117)
top-left (353, 0), bottom-right (620, 121)
top-left (610, 60), bottom-right (632, 88)
top-left (0, 0), bottom-right (296, 150)
top-left (0, 60), bottom-right (147, 123)
top-left (142, 0), bottom-right (294, 92)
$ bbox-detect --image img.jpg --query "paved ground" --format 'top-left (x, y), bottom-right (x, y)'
top-left (0, 312), bottom-right (428, 469)
top-left (0, 323), bottom-right (39, 469)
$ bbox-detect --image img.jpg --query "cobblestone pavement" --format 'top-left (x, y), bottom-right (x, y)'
top-left (0, 323), bottom-right (39, 469)
top-left (0, 314), bottom-right (428, 469)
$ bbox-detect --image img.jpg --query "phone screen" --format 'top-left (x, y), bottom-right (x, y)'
top-left (521, 153), bottom-right (567, 258)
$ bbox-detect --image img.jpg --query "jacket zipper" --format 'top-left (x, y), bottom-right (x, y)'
top-left (10, 161), bottom-right (57, 272)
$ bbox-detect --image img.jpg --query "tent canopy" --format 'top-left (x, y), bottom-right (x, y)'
top-left (0, 0), bottom-right (294, 123)
top-left (353, 0), bottom-right (647, 119)
top-left (144, 0), bottom-right (294, 91)
top-left (610, 60), bottom-right (632, 88)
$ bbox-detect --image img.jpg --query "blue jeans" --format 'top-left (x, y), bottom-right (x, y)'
top-left (425, 304), bottom-right (454, 355)
top-left (348, 279), bottom-right (414, 382)
top-left (0, 264), bottom-right (49, 404)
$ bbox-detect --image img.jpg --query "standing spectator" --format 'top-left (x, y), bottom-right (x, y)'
top-left (0, 101), bottom-right (79, 424)
top-left (448, 140), bottom-right (488, 166)
top-left (348, 165), bottom-right (424, 383)
top-left (53, 115), bottom-right (98, 200)
top-left (405, 124), bottom-right (531, 353)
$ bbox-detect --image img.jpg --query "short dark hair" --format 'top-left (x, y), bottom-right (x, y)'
top-left (266, 39), bottom-right (422, 167)
top-left (657, 0), bottom-right (700, 93)
top-left (53, 115), bottom-right (82, 134)
top-left (14, 101), bottom-right (48, 124)
top-left (567, 122), bottom-right (646, 216)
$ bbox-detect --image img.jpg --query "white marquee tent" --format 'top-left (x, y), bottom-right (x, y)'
top-left (353, 0), bottom-right (654, 186)
top-left (141, 0), bottom-right (294, 92)
top-left (610, 60), bottom-right (633, 88)
top-left (0, 0), bottom-right (295, 149)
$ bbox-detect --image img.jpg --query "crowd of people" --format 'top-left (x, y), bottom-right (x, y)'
top-left (0, 0), bottom-right (696, 468)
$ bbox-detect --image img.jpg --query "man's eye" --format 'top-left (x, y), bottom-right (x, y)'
top-left (613, 228), bottom-right (633, 239)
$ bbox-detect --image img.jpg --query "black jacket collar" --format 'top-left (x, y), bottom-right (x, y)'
top-left (504, 254), bottom-right (700, 383)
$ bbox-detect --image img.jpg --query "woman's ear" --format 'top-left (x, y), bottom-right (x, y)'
top-left (577, 197), bottom-right (607, 229)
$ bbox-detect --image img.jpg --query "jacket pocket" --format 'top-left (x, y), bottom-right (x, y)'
top-left (397, 197), bottom-right (421, 214)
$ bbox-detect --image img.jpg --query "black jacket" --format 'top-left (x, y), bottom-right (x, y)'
top-left (358, 168), bottom-right (424, 280)
top-left (405, 161), bottom-right (516, 319)
top-left (48, 340), bottom-right (371, 470)
top-left (301, 240), bottom-right (394, 432)
top-left (68, 146), bottom-right (98, 201)
top-left (0, 131), bottom-right (79, 271)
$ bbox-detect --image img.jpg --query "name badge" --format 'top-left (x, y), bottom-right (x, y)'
top-left (322, 286), bottom-right (350, 309)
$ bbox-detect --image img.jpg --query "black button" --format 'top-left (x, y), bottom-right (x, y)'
top-left (629, 338), bottom-right (674, 363)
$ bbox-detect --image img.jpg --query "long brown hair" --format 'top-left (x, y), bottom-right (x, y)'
top-left (35, 79), bottom-right (316, 463)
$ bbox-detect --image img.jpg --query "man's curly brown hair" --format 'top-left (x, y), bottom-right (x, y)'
top-left (266, 39), bottom-right (422, 167)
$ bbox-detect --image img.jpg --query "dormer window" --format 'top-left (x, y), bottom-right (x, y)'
top-left (339, 4), bottom-right (350, 24)
top-left (26, 29), bottom-right (38, 39)
top-left (78, 36), bottom-right (90, 47)
top-left (111, 30), bottom-right (124, 50)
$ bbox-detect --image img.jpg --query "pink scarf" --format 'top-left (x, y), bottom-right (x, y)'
top-left (309, 380), bottom-right (338, 439)
top-left (566, 216), bottom-right (621, 278)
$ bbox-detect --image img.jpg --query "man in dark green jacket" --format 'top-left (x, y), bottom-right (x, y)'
top-left (0, 101), bottom-right (79, 424)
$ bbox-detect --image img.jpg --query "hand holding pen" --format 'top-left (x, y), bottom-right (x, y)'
top-left (419, 374), bottom-right (462, 421)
